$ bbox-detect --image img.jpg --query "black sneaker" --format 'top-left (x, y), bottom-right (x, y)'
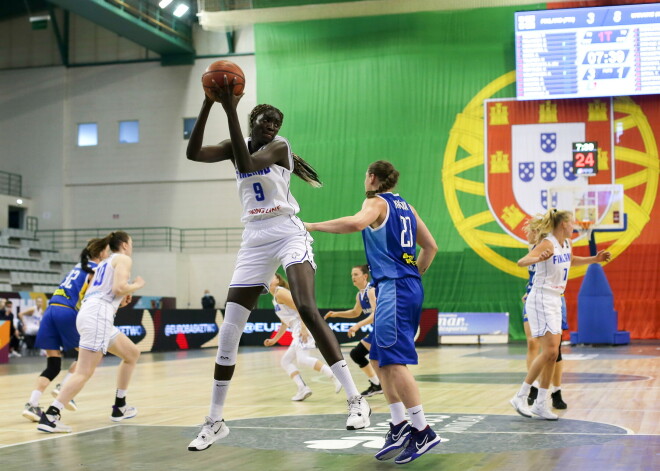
top-left (551, 390), bottom-right (567, 409)
top-left (360, 381), bottom-right (383, 397)
top-left (527, 386), bottom-right (538, 406)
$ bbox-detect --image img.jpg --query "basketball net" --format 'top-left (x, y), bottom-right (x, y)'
top-left (576, 220), bottom-right (595, 239)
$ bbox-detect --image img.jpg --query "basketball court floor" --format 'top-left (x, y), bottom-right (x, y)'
top-left (1, 341), bottom-right (658, 470)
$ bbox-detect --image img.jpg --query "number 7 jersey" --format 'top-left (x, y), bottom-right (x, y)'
top-left (361, 192), bottom-right (420, 283)
top-left (531, 234), bottom-right (572, 295)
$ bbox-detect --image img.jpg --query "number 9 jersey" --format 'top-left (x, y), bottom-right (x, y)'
top-left (361, 193), bottom-right (420, 283)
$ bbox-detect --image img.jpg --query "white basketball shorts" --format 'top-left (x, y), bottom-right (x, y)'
top-left (524, 288), bottom-right (562, 338)
top-left (230, 215), bottom-right (316, 293)
top-left (76, 298), bottom-right (121, 354)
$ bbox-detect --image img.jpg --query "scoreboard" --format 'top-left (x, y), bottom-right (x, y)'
top-left (515, 4), bottom-right (660, 100)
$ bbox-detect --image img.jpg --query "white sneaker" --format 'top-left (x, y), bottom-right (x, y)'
top-left (37, 411), bottom-right (72, 433)
top-left (332, 376), bottom-right (343, 394)
top-left (346, 395), bottom-right (370, 430)
top-left (188, 417), bottom-right (230, 451)
top-left (291, 386), bottom-right (313, 401)
top-left (110, 405), bottom-right (137, 422)
top-left (530, 401), bottom-right (559, 420)
top-left (22, 403), bottom-right (42, 422)
top-left (9, 351), bottom-right (21, 358)
top-left (510, 394), bottom-right (532, 418)
top-left (51, 384), bottom-right (77, 411)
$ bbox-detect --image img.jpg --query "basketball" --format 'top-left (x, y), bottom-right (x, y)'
top-left (202, 60), bottom-right (245, 99)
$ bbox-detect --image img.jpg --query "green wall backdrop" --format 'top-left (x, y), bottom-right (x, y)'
top-left (253, 5), bottom-right (546, 340)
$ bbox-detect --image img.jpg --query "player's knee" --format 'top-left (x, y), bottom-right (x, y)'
top-left (40, 356), bottom-right (62, 381)
top-left (216, 322), bottom-right (241, 366)
top-left (350, 343), bottom-right (369, 368)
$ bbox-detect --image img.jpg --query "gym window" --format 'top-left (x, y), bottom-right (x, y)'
top-left (183, 117), bottom-right (196, 140)
top-left (119, 120), bottom-right (139, 144)
top-left (77, 123), bottom-right (98, 147)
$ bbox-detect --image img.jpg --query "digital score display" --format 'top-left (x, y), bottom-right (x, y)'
top-left (515, 4), bottom-right (660, 100)
top-left (572, 141), bottom-right (598, 176)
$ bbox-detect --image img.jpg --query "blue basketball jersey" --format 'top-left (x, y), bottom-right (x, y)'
top-left (361, 193), bottom-right (420, 282)
top-left (49, 262), bottom-right (98, 310)
top-left (358, 283), bottom-right (374, 315)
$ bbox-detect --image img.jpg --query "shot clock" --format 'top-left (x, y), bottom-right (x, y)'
top-left (572, 142), bottom-right (598, 176)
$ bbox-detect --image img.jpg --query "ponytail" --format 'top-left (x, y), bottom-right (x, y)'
top-left (532, 209), bottom-right (573, 244)
top-left (292, 153), bottom-right (322, 188)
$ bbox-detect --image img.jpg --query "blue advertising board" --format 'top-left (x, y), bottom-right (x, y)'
top-left (438, 312), bottom-right (509, 336)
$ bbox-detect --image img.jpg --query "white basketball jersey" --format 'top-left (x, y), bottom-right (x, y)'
top-left (84, 253), bottom-right (123, 309)
top-left (272, 288), bottom-right (302, 339)
top-left (237, 136), bottom-right (300, 224)
top-left (23, 307), bottom-right (43, 335)
top-left (531, 234), bottom-right (572, 295)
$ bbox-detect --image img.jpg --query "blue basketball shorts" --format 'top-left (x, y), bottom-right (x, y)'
top-left (35, 304), bottom-right (80, 351)
top-left (561, 296), bottom-right (568, 331)
top-left (361, 331), bottom-right (373, 345)
top-left (369, 277), bottom-right (423, 367)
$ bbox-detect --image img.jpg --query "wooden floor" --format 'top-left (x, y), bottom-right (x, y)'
top-left (0, 341), bottom-right (658, 470)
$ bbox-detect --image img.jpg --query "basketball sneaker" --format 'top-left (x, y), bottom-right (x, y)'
top-left (333, 376), bottom-right (343, 394)
top-left (393, 425), bottom-right (441, 464)
top-left (291, 386), bottom-right (313, 401)
top-left (551, 390), bottom-right (567, 409)
top-left (37, 408), bottom-right (72, 433)
top-left (527, 385), bottom-right (538, 406)
top-left (110, 405), bottom-right (138, 422)
top-left (346, 395), bottom-right (370, 430)
top-left (188, 417), bottom-right (230, 451)
top-left (361, 381), bottom-right (383, 397)
top-left (51, 384), bottom-right (77, 411)
top-left (530, 401), bottom-right (559, 420)
top-left (510, 394), bottom-right (532, 418)
top-left (22, 403), bottom-right (43, 422)
top-left (374, 421), bottom-right (412, 461)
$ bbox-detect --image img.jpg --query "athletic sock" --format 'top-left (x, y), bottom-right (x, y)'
top-left (407, 405), bottom-right (427, 431)
top-left (330, 360), bottom-right (359, 398)
top-left (551, 385), bottom-right (561, 393)
top-left (292, 374), bottom-right (306, 389)
top-left (537, 387), bottom-right (549, 404)
top-left (115, 389), bottom-right (127, 408)
top-left (518, 382), bottom-right (532, 397)
top-left (61, 372), bottom-right (73, 386)
top-left (389, 402), bottom-right (406, 425)
top-left (320, 364), bottom-right (334, 379)
top-left (29, 390), bottom-right (42, 407)
top-left (532, 380), bottom-right (540, 388)
top-left (368, 375), bottom-right (380, 386)
top-left (209, 380), bottom-right (230, 422)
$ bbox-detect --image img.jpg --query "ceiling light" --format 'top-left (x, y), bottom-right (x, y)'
top-left (159, 0), bottom-right (173, 8)
top-left (173, 4), bottom-right (189, 17)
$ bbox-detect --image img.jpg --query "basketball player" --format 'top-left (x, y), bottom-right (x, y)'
top-left (521, 218), bottom-right (568, 410)
top-left (185, 78), bottom-right (369, 451)
top-left (17, 296), bottom-right (45, 352)
top-left (325, 265), bottom-right (382, 396)
top-left (266, 274), bottom-right (342, 401)
top-left (306, 160), bottom-right (441, 464)
top-left (38, 231), bottom-right (145, 433)
top-left (511, 209), bottom-right (610, 420)
top-left (21, 240), bottom-right (108, 422)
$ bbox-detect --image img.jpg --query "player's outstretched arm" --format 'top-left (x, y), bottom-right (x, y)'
top-left (325, 295), bottom-right (362, 320)
top-left (572, 250), bottom-right (611, 266)
top-left (305, 198), bottom-right (384, 234)
top-left (265, 320), bottom-right (289, 346)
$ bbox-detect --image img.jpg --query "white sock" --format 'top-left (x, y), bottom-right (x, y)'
top-left (320, 364), bottom-right (334, 379)
top-left (209, 380), bottom-right (230, 422)
top-left (532, 380), bottom-right (540, 388)
top-left (292, 374), bottom-right (306, 389)
top-left (368, 375), bottom-right (380, 386)
top-left (551, 385), bottom-right (561, 393)
top-left (116, 389), bottom-right (127, 399)
top-left (52, 400), bottom-right (65, 412)
top-left (407, 405), bottom-right (427, 431)
top-left (330, 360), bottom-right (359, 398)
top-left (61, 372), bottom-right (73, 386)
top-left (537, 388), bottom-right (549, 404)
top-left (518, 382), bottom-right (532, 397)
top-left (29, 390), bottom-right (42, 407)
top-left (389, 402), bottom-right (406, 425)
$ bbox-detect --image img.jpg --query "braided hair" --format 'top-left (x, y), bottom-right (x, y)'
top-left (365, 160), bottom-right (400, 198)
top-left (248, 104), bottom-right (322, 188)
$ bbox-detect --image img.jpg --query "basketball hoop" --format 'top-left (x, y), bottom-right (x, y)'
top-left (576, 220), bottom-right (595, 237)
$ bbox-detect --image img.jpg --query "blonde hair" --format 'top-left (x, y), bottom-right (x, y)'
top-left (273, 273), bottom-right (289, 290)
top-left (528, 209), bottom-right (573, 244)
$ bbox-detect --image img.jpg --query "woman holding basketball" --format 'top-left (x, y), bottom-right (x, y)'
top-left (510, 209), bottom-right (610, 421)
top-left (185, 73), bottom-right (369, 452)
top-left (325, 265), bottom-right (382, 397)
